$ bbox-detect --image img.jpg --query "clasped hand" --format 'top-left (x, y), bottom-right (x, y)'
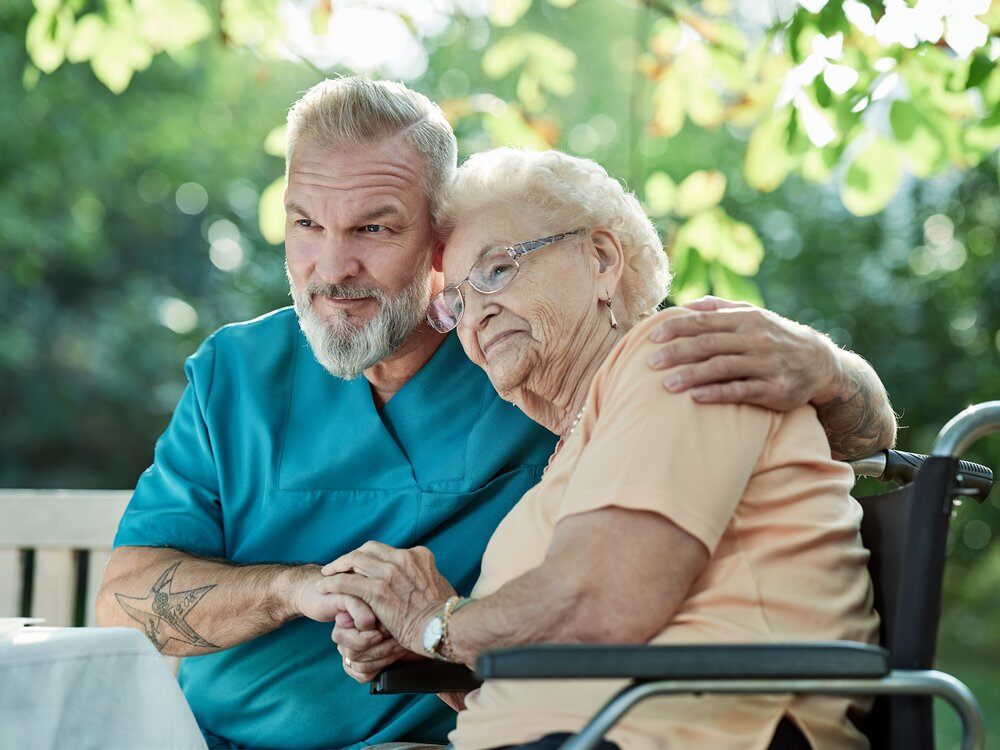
top-left (300, 541), bottom-right (457, 683)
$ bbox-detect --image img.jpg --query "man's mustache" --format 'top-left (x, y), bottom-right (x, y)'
top-left (306, 283), bottom-right (387, 302)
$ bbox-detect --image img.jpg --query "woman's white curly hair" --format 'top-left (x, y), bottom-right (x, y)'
top-left (435, 148), bottom-right (671, 324)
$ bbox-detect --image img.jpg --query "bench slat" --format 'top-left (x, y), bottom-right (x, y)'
top-left (0, 491), bottom-right (131, 547)
top-left (31, 549), bottom-right (77, 626)
top-left (0, 548), bottom-right (21, 617)
top-left (85, 549), bottom-right (112, 627)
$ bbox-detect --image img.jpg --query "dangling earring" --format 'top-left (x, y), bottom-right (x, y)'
top-left (605, 297), bottom-right (619, 329)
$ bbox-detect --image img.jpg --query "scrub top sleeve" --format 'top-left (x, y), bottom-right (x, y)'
top-left (113, 336), bottom-right (225, 557)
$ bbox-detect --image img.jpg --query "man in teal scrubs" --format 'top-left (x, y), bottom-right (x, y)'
top-left (97, 78), bottom-right (895, 749)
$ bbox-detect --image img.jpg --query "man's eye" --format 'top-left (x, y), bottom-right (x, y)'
top-left (295, 219), bottom-right (316, 229)
top-left (360, 224), bottom-right (387, 234)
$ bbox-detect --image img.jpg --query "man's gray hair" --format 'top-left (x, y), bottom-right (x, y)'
top-left (286, 77), bottom-right (458, 222)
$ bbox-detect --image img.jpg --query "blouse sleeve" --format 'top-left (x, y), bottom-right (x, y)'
top-left (557, 310), bottom-right (778, 554)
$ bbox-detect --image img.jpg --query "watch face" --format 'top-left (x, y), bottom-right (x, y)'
top-left (423, 616), bottom-right (443, 653)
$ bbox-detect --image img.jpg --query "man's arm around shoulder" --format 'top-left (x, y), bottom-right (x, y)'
top-left (646, 297), bottom-right (897, 461)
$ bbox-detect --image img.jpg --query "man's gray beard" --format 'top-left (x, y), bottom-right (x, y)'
top-left (288, 260), bottom-right (432, 380)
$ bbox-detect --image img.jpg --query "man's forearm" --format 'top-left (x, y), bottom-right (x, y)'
top-left (813, 348), bottom-right (897, 462)
top-left (96, 546), bottom-right (315, 656)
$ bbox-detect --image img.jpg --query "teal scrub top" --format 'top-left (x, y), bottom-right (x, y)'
top-left (113, 308), bottom-right (557, 750)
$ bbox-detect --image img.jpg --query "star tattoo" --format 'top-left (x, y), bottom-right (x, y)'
top-left (115, 562), bottom-right (219, 651)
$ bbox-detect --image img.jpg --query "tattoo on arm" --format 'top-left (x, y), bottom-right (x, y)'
top-left (115, 562), bottom-right (219, 651)
top-left (814, 365), bottom-right (896, 461)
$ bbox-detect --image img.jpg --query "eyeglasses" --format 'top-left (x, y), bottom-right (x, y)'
top-left (427, 229), bottom-right (587, 333)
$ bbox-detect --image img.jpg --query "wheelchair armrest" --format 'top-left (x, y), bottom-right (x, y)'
top-left (370, 659), bottom-right (483, 695)
top-left (476, 642), bottom-right (889, 681)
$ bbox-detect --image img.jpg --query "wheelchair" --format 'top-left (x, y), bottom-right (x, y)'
top-left (373, 401), bottom-right (999, 750)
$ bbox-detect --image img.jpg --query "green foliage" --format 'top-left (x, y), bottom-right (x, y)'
top-left (5, 1), bottom-right (1000, 739)
top-left (26, 0), bottom-right (213, 92)
top-left (482, 32), bottom-right (576, 111)
top-left (841, 136), bottom-right (904, 217)
top-left (22, 0), bottom-right (999, 303)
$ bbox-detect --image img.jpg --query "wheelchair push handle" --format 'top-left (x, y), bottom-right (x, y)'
top-left (932, 401), bottom-right (1000, 458)
top-left (878, 451), bottom-right (993, 502)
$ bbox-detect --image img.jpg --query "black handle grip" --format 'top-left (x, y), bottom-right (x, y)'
top-left (370, 660), bottom-right (483, 695)
top-left (882, 451), bottom-right (993, 503)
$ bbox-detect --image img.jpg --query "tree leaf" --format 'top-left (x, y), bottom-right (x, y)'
top-left (644, 171), bottom-right (676, 217)
top-left (90, 25), bottom-right (153, 94)
top-left (710, 263), bottom-right (764, 305)
top-left (669, 244), bottom-right (710, 304)
top-left (744, 108), bottom-right (794, 192)
top-left (219, 0), bottom-right (279, 49)
top-left (258, 177), bottom-right (286, 245)
top-left (483, 108), bottom-right (551, 148)
top-left (482, 35), bottom-right (528, 79)
top-left (490, 0), bottom-right (533, 28)
top-left (650, 69), bottom-right (686, 138)
top-left (135, 0), bottom-right (212, 54)
top-left (840, 136), bottom-right (903, 216)
top-left (718, 217), bottom-right (764, 275)
top-left (675, 170), bottom-right (727, 217)
top-left (890, 99), bottom-right (947, 178)
top-left (25, 8), bottom-right (72, 74)
top-left (966, 52), bottom-right (993, 90)
top-left (962, 107), bottom-right (1000, 162)
top-left (66, 14), bottom-right (106, 63)
top-left (264, 125), bottom-right (286, 158)
top-left (673, 210), bottom-right (723, 262)
top-left (687, 84), bottom-right (725, 128)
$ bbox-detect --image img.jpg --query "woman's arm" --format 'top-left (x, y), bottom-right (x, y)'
top-left (446, 506), bottom-right (707, 667)
top-left (321, 506), bottom-right (707, 669)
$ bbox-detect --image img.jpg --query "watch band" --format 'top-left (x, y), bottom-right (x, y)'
top-left (439, 596), bottom-right (473, 662)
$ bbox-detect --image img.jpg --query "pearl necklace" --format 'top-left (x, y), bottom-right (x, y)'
top-left (566, 405), bottom-right (586, 437)
top-left (544, 405), bottom-right (586, 475)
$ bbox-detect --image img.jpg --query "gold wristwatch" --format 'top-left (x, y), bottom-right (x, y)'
top-left (422, 595), bottom-right (472, 659)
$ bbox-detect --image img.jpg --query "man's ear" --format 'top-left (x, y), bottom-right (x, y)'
top-left (589, 228), bottom-right (625, 295)
top-left (432, 243), bottom-right (445, 273)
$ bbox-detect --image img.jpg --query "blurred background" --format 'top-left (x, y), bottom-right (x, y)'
top-left (1, 0), bottom-right (998, 744)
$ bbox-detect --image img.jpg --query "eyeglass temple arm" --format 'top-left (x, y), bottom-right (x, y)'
top-left (509, 229), bottom-right (587, 258)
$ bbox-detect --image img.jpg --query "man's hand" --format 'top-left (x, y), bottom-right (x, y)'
top-left (647, 296), bottom-right (896, 460)
top-left (287, 566), bottom-right (379, 629)
top-left (647, 296), bottom-right (841, 411)
top-left (331, 621), bottom-right (415, 683)
top-left (319, 541), bottom-right (457, 654)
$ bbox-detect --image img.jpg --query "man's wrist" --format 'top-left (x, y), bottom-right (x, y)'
top-left (274, 564), bottom-right (321, 623)
top-left (809, 332), bottom-right (847, 406)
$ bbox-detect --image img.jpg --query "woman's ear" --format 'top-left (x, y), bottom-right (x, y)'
top-left (589, 228), bottom-right (625, 296)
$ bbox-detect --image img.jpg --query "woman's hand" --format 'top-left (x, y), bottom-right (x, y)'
top-left (319, 541), bottom-right (457, 654)
top-left (332, 622), bottom-right (413, 683)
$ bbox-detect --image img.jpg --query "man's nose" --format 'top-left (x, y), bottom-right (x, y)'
top-left (313, 235), bottom-right (363, 285)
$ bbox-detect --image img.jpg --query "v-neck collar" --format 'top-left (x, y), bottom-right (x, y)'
top-left (276, 331), bottom-right (489, 492)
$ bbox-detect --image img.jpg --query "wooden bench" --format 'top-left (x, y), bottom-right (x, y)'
top-left (0, 490), bottom-right (131, 626)
top-left (0, 489), bottom-right (181, 672)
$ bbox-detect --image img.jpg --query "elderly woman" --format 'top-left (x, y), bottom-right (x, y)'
top-left (319, 149), bottom-right (879, 750)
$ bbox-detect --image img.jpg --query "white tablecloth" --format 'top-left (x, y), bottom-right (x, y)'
top-left (0, 626), bottom-right (207, 750)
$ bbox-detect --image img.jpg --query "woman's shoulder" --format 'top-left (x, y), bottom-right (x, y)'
top-left (629, 307), bottom-right (694, 340)
top-left (591, 306), bottom-right (777, 432)
top-left (600, 307), bottom-right (694, 376)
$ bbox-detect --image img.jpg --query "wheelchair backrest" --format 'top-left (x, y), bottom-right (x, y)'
top-left (855, 455), bottom-right (964, 750)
